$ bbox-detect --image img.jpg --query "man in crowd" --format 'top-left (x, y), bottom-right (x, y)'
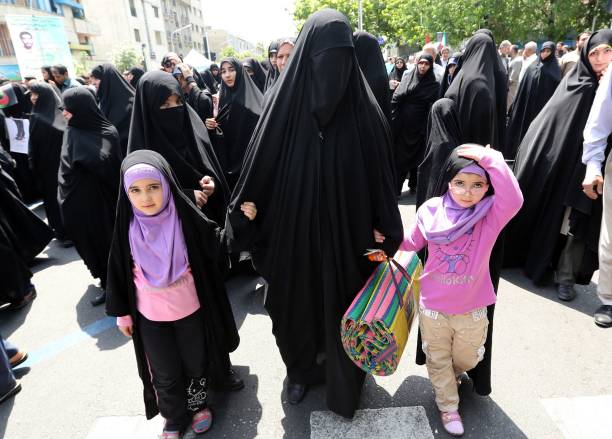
top-left (519, 41), bottom-right (538, 83)
top-left (556, 41), bottom-right (565, 58)
top-left (50, 65), bottom-right (80, 92)
top-left (499, 40), bottom-right (512, 72)
top-left (507, 44), bottom-right (522, 110)
top-left (560, 31), bottom-right (591, 76)
top-left (439, 46), bottom-right (450, 68)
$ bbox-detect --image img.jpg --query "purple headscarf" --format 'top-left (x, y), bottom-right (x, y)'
top-left (417, 163), bottom-right (494, 245)
top-left (124, 163), bottom-right (189, 287)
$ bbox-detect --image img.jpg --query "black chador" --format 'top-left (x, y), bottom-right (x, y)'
top-left (225, 9), bottom-right (403, 418)
top-left (29, 82), bottom-right (67, 240)
top-left (264, 40), bottom-right (280, 92)
top-left (211, 58), bottom-right (263, 191)
top-left (58, 87), bottom-right (122, 291)
top-left (242, 58), bottom-right (267, 93)
top-left (505, 41), bottom-right (561, 159)
top-left (127, 71), bottom-right (229, 225)
top-left (91, 63), bottom-right (135, 155)
top-left (504, 30), bottom-right (612, 285)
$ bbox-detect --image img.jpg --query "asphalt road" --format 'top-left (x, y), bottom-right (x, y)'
top-left (1, 195), bottom-right (611, 439)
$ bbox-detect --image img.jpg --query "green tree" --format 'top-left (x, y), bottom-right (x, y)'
top-left (220, 46), bottom-right (239, 58)
top-left (113, 47), bottom-right (142, 72)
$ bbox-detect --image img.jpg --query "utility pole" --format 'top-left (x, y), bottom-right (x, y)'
top-left (171, 24), bottom-right (192, 54)
top-left (358, 0), bottom-right (363, 31)
top-left (141, 0), bottom-right (156, 65)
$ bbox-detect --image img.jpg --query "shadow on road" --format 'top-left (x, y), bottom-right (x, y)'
top-left (501, 268), bottom-right (601, 318)
top-left (29, 240), bottom-right (82, 274)
top-left (0, 300), bottom-right (33, 338)
top-left (225, 274), bottom-right (268, 331)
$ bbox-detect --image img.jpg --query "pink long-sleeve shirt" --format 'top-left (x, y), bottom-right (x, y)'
top-left (400, 151), bottom-right (523, 314)
top-left (116, 265), bottom-right (200, 327)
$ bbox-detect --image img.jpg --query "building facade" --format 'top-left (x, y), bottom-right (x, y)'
top-left (205, 27), bottom-right (260, 61)
top-left (160, 0), bottom-right (205, 57)
top-left (81, 0), bottom-right (168, 71)
top-left (0, 0), bottom-right (100, 78)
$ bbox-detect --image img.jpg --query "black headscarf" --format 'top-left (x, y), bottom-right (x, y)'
top-left (106, 149), bottom-right (239, 420)
top-left (391, 53), bottom-right (440, 192)
top-left (439, 52), bottom-right (461, 97)
top-left (505, 29), bottom-right (612, 284)
top-left (504, 41), bottom-right (562, 159)
top-left (128, 66), bottom-right (145, 89)
top-left (215, 57), bottom-right (263, 190)
top-left (91, 64), bottom-right (135, 154)
top-left (264, 40), bottom-right (280, 92)
top-left (242, 57), bottom-right (267, 93)
top-left (353, 30), bottom-right (391, 121)
top-left (225, 9), bottom-right (402, 419)
top-left (57, 87), bottom-right (122, 285)
top-left (388, 56), bottom-right (407, 82)
top-left (416, 98), bottom-right (462, 208)
top-left (202, 63), bottom-right (220, 93)
top-left (445, 31), bottom-right (507, 149)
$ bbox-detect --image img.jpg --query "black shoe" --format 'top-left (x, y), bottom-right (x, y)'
top-left (287, 382), bottom-right (307, 405)
top-left (212, 368), bottom-right (244, 391)
top-left (594, 305), bottom-right (612, 328)
top-left (557, 284), bottom-right (577, 301)
top-left (0, 380), bottom-right (21, 405)
top-left (5, 288), bottom-right (36, 311)
top-left (90, 289), bottom-right (106, 307)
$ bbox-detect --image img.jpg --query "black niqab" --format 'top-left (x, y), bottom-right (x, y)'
top-left (242, 57), bottom-right (267, 93)
top-left (353, 31), bottom-right (391, 121)
top-left (91, 64), bottom-right (135, 154)
top-left (225, 9), bottom-right (402, 418)
top-left (505, 41), bottom-right (561, 159)
top-left (504, 29), bottom-right (612, 284)
top-left (127, 70), bottom-right (229, 225)
top-left (106, 149), bottom-right (239, 420)
top-left (445, 31), bottom-right (507, 149)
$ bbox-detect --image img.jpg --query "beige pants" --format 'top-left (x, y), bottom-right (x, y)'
top-left (419, 307), bottom-right (489, 412)
top-left (599, 155), bottom-right (612, 305)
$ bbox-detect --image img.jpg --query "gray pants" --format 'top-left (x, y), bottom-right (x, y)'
top-left (599, 155), bottom-right (612, 305)
top-left (555, 234), bottom-right (586, 286)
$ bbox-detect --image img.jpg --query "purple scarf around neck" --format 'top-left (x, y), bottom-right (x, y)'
top-left (124, 163), bottom-right (189, 288)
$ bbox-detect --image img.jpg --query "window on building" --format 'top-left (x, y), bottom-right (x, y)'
top-left (129, 0), bottom-right (137, 17)
top-left (152, 6), bottom-right (159, 18)
top-left (0, 24), bottom-right (15, 57)
top-left (134, 28), bottom-right (141, 42)
top-left (155, 31), bottom-right (162, 46)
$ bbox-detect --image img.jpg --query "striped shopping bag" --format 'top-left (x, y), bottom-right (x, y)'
top-left (341, 250), bottom-right (421, 376)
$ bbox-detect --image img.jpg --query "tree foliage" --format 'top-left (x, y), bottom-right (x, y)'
top-left (112, 47), bottom-right (143, 73)
top-left (294, 0), bottom-right (612, 48)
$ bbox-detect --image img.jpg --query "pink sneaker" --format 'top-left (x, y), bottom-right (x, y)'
top-left (441, 410), bottom-right (464, 436)
top-left (192, 407), bottom-right (213, 434)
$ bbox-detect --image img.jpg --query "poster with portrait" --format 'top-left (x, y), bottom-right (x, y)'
top-left (5, 118), bottom-right (30, 154)
top-left (5, 14), bottom-right (75, 80)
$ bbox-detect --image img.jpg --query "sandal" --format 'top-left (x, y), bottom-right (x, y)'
top-left (441, 410), bottom-right (464, 436)
top-left (192, 407), bottom-right (213, 434)
top-left (9, 351), bottom-right (28, 368)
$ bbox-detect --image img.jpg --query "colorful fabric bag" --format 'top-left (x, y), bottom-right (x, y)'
top-left (341, 250), bottom-right (421, 376)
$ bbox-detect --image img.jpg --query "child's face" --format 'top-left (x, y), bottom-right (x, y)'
top-left (448, 172), bottom-right (489, 208)
top-left (127, 178), bottom-right (164, 215)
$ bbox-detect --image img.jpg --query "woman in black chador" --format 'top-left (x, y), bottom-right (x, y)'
top-left (205, 58), bottom-right (263, 192)
top-left (127, 71), bottom-right (229, 225)
top-left (225, 9), bottom-right (403, 418)
top-left (28, 81), bottom-right (68, 243)
top-left (91, 63), bottom-right (135, 155)
top-left (391, 53), bottom-right (439, 194)
top-left (202, 63), bottom-right (220, 94)
top-left (264, 40), bottom-right (280, 92)
top-left (242, 58), bottom-right (267, 93)
top-left (505, 30), bottom-right (612, 293)
top-left (505, 41), bottom-right (561, 159)
top-left (353, 30), bottom-right (391, 122)
top-left (58, 87), bottom-right (123, 306)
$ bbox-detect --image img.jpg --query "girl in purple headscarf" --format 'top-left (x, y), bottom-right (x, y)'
top-left (375, 144), bottom-right (522, 436)
top-left (105, 150), bottom-right (256, 439)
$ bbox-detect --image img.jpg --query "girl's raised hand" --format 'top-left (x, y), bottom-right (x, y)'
top-left (457, 143), bottom-right (493, 162)
top-left (241, 202), bottom-right (257, 220)
top-left (119, 325), bottom-right (133, 337)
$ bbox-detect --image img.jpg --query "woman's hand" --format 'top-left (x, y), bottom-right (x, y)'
top-left (241, 202), bottom-right (257, 220)
top-left (194, 190), bottom-right (208, 207)
top-left (374, 229), bottom-right (386, 243)
top-left (199, 176), bottom-right (215, 197)
top-left (119, 325), bottom-right (133, 337)
top-left (205, 118), bottom-right (218, 130)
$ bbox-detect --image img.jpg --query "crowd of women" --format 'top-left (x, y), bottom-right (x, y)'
top-left (0, 7), bottom-right (611, 438)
